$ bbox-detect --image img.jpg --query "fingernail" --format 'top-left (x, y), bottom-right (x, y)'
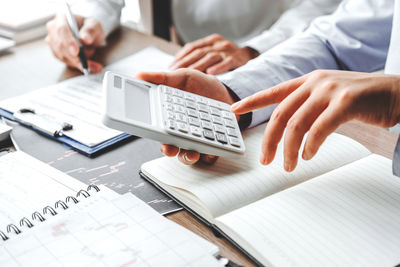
top-left (90, 65), bottom-right (102, 73)
top-left (260, 153), bottom-right (266, 165)
top-left (160, 146), bottom-right (165, 154)
top-left (231, 102), bottom-right (239, 111)
top-left (69, 45), bottom-right (77, 55)
top-left (206, 68), bottom-right (216, 75)
top-left (302, 150), bottom-right (310, 160)
top-left (284, 160), bottom-right (294, 172)
top-left (180, 153), bottom-right (195, 165)
top-left (81, 32), bottom-right (92, 43)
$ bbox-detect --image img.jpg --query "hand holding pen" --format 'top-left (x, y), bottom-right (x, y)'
top-left (45, 3), bottom-right (105, 74)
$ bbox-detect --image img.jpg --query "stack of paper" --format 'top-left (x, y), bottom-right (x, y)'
top-left (0, 0), bottom-right (58, 44)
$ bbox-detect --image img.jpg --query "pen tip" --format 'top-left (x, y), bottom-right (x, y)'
top-left (83, 69), bottom-right (90, 76)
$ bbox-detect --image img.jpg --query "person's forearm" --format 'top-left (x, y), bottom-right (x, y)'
top-left (220, 0), bottom-right (393, 129)
top-left (242, 0), bottom-right (341, 53)
top-left (71, 0), bottom-right (125, 37)
top-left (220, 33), bottom-right (339, 128)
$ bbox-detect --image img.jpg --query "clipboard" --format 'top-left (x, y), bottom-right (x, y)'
top-left (0, 108), bottom-right (133, 157)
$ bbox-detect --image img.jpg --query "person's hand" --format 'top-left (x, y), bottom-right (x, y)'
top-left (137, 69), bottom-right (237, 165)
top-left (169, 34), bottom-right (259, 75)
top-left (45, 13), bottom-right (105, 74)
top-left (231, 70), bottom-right (400, 172)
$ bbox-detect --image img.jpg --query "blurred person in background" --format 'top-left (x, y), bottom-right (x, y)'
top-left (45, 0), bottom-right (341, 74)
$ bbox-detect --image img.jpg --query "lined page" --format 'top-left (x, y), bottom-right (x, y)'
top-left (0, 151), bottom-right (85, 231)
top-left (1, 193), bottom-right (221, 267)
top-left (217, 154), bottom-right (400, 267)
top-left (141, 124), bottom-right (370, 218)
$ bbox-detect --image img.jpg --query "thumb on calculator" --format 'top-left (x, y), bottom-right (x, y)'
top-left (136, 69), bottom-right (237, 165)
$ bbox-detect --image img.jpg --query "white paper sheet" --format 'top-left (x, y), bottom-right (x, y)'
top-left (0, 46), bottom-right (174, 147)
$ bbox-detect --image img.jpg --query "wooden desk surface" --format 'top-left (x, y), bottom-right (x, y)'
top-left (0, 27), bottom-right (398, 267)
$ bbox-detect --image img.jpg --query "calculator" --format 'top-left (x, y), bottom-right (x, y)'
top-left (102, 72), bottom-right (245, 158)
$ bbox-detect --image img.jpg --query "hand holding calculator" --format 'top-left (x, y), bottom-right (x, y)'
top-left (102, 72), bottom-right (245, 158)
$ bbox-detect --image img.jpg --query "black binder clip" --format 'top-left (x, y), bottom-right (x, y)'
top-left (18, 108), bottom-right (35, 114)
top-left (54, 122), bottom-right (73, 137)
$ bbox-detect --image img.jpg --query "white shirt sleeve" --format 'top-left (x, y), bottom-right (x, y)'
top-left (242, 0), bottom-right (342, 53)
top-left (220, 0), bottom-right (393, 128)
top-left (71, 0), bottom-right (125, 37)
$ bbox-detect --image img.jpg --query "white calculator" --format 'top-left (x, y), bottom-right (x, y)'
top-left (102, 72), bottom-right (245, 158)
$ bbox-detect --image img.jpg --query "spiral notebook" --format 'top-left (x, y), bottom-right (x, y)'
top-left (0, 190), bottom-right (223, 267)
top-left (0, 151), bottom-right (223, 267)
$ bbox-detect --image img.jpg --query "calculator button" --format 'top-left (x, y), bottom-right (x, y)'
top-left (222, 111), bottom-right (233, 120)
top-left (167, 120), bottom-right (176, 130)
top-left (186, 100), bottom-right (197, 110)
top-left (164, 95), bottom-right (173, 103)
top-left (165, 103), bottom-right (174, 111)
top-left (172, 89), bottom-right (184, 97)
top-left (229, 137), bottom-right (241, 147)
top-left (190, 126), bottom-right (202, 137)
top-left (227, 128), bottom-right (238, 137)
top-left (214, 125), bottom-right (225, 134)
top-left (212, 116), bottom-right (223, 125)
top-left (210, 107), bottom-right (222, 116)
top-left (209, 101), bottom-right (229, 111)
top-left (216, 133), bottom-right (228, 144)
top-left (198, 104), bottom-right (209, 113)
top-left (177, 123), bottom-right (189, 133)
top-left (197, 97), bottom-right (208, 105)
top-left (185, 94), bottom-right (196, 102)
top-left (173, 97), bottom-right (185, 106)
top-left (187, 109), bottom-right (198, 118)
top-left (224, 119), bottom-right (236, 128)
top-left (188, 117), bottom-right (200, 127)
top-left (174, 105), bottom-right (185, 114)
top-left (176, 113), bottom-right (187, 123)
top-left (201, 121), bottom-right (213, 130)
top-left (162, 86), bottom-right (172, 94)
top-left (199, 113), bottom-right (211, 121)
top-left (203, 129), bottom-right (215, 140)
top-left (167, 111), bottom-right (175, 120)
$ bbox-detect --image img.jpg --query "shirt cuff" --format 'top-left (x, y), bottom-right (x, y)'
top-left (218, 68), bottom-right (281, 129)
top-left (393, 136), bottom-right (400, 177)
top-left (71, 1), bottom-right (122, 37)
top-left (241, 30), bottom-right (287, 54)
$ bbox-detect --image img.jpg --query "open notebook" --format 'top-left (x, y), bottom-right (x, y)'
top-left (141, 123), bottom-right (400, 267)
top-left (0, 151), bottom-right (223, 267)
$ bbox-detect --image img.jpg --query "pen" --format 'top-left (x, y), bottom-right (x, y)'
top-left (64, 1), bottom-right (90, 76)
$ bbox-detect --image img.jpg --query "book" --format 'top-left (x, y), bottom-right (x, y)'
top-left (0, 0), bottom-right (57, 44)
top-left (0, 151), bottom-right (224, 267)
top-left (140, 123), bottom-right (400, 266)
top-left (0, 46), bottom-right (174, 156)
top-left (0, 36), bottom-right (14, 53)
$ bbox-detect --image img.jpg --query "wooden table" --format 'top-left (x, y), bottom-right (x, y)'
top-left (0, 27), bottom-right (398, 267)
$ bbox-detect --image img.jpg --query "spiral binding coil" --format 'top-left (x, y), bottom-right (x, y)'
top-left (20, 217), bottom-right (34, 228)
top-left (55, 200), bottom-right (68, 210)
top-left (1, 184), bottom-right (99, 242)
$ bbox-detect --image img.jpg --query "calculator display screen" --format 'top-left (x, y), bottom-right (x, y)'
top-left (124, 80), bottom-right (152, 124)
